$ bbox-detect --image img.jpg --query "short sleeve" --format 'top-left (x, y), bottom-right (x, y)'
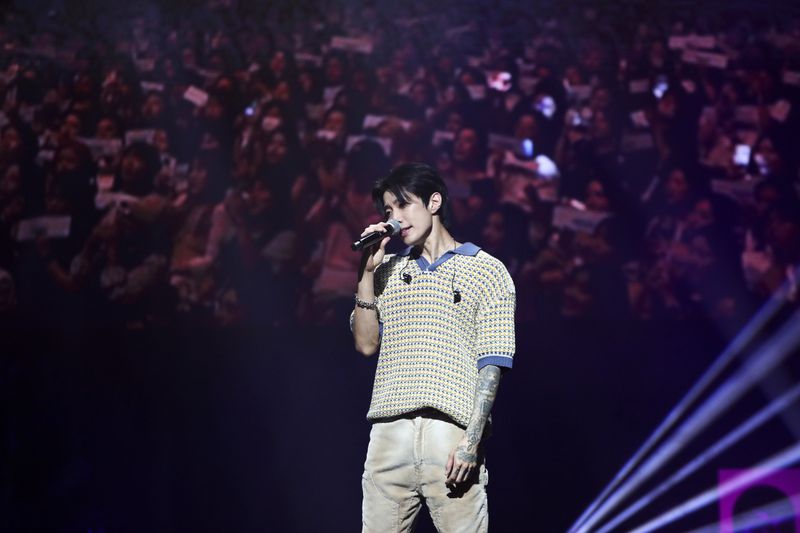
top-left (475, 265), bottom-right (516, 370)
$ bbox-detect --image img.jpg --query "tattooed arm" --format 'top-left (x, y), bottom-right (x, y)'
top-left (445, 364), bottom-right (502, 484)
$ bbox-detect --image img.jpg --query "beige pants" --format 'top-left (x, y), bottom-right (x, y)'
top-left (361, 411), bottom-right (489, 532)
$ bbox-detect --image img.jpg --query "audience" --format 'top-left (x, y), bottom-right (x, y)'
top-left (0, 0), bottom-right (798, 327)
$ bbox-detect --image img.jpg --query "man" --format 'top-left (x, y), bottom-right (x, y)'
top-left (352, 162), bottom-right (516, 532)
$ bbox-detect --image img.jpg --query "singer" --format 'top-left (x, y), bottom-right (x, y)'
top-left (352, 163), bottom-right (516, 532)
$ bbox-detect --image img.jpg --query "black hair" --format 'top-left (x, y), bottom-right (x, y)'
top-left (372, 162), bottom-right (451, 227)
top-left (116, 141), bottom-right (161, 196)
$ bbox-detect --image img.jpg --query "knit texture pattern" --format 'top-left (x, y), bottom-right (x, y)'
top-left (366, 250), bottom-right (516, 427)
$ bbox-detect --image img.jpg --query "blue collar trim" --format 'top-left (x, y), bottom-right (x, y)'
top-left (398, 242), bottom-right (481, 272)
top-left (397, 242), bottom-right (480, 257)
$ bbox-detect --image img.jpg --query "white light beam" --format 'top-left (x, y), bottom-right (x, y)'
top-left (569, 272), bottom-right (797, 533)
top-left (629, 439), bottom-right (800, 533)
top-left (597, 382), bottom-right (800, 533)
top-left (577, 307), bottom-right (800, 533)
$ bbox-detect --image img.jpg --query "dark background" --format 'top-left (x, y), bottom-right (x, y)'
top-left (1, 0), bottom-right (800, 530)
top-left (6, 318), bottom-right (797, 532)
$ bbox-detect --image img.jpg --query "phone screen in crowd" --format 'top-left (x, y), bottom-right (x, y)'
top-left (488, 71), bottom-right (512, 92)
top-left (652, 76), bottom-right (669, 99)
top-left (520, 138), bottom-right (534, 159)
top-left (536, 95), bottom-right (556, 118)
top-left (733, 144), bottom-right (751, 166)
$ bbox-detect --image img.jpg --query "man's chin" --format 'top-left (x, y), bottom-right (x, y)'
top-left (403, 234), bottom-right (423, 247)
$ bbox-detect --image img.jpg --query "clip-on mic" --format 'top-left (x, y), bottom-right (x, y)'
top-left (401, 273), bottom-right (460, 302)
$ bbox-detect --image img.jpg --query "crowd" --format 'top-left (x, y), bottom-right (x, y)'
top-left (0, 0), bottom-right (799, 327)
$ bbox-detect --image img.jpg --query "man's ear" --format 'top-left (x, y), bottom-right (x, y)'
top-left (428, 192), bottom-right (442, 215)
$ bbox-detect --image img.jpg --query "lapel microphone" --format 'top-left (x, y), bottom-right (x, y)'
top-left (400, 254), bottom-right (461, 301)
top-left (401, 272), bottom-right (459, 301)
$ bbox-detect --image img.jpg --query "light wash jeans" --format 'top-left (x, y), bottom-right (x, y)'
top-left (361, 410), bottom-right (489, 532)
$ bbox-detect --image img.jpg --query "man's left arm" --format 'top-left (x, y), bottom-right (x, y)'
top-left (446, 260), bottom-right (516, 484)
top-left (445, 364), bottom-right (502, 484)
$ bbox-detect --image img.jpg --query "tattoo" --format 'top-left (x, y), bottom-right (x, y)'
top-left (464, 365), bottom-right (501, 450)
top-left (456, 446), bottom-right (478, 464)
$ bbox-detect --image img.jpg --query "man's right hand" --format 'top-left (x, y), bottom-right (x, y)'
top-left (359, 223), bottom-right (392, 274)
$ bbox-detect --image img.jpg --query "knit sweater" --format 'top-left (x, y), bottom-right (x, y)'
top-left (365, 243), bottom-right (515, 427)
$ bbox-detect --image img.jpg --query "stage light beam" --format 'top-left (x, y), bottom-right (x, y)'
top-left (569, 270), bottom-right (799, 533)
top-left (596, 382), bottom-right (800, 533)
top-left (576, 306), bottom-right (800, 533)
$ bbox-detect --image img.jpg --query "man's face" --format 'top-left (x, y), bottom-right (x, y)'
top-left (382, 190), bottom-right (435, 247)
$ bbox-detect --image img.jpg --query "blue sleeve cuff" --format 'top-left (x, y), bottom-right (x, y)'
top-left (477, 353), bottom-right (514, 370)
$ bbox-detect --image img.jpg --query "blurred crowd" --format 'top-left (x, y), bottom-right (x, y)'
top-left (0, 0), bottom-right (799, 327)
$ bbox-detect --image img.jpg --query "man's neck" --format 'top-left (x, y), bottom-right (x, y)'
top-left (419, 225), bottom-right (457, 264)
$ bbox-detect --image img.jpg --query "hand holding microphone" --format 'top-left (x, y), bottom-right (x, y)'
top-left (352, 219), bottom-right (401, 251)
top-left (354, 219), bottom-right (401, 274)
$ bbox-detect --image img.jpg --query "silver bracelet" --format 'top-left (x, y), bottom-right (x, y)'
top-left (354, 294), bottom-right (378, 311)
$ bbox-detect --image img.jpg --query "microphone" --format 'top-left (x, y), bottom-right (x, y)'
top-left (351, 219), bottom-right (402, 251)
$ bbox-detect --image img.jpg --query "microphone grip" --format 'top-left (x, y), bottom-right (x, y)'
top-left (351, 231), bottom-right (386, 251)
top-left (352, 220), bottom-right (400, 252)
